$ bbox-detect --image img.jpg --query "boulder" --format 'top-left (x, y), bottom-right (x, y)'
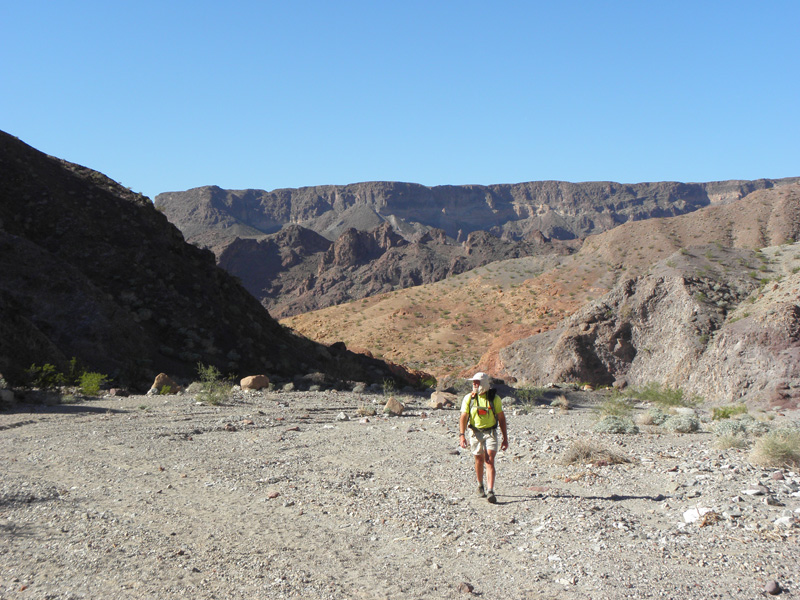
top-left (0, 388), bottom-right (15, 405)
top-left (429, 391), bottom-right (457, 409)
top-left (383, 397), bottom-right (405, 416)
top-left (240, 375), bottom-right (270, 390)
top-left (152, 373), bottom-right (181, 393)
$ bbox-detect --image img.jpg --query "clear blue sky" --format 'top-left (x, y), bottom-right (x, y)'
top-left (2, 1), bottom-right (798, 200)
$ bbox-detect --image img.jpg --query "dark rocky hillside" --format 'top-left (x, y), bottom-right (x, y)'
top-left (0, 131), bottom-right (407, 390)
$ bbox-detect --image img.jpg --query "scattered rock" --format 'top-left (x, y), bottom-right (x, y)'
top-left (152, 373), bottom-right (181, 394)
top-left (458, 582), bottom-right (474, 594)
top-left (383, 397), bottom-right (405, 416)
top-left (765, 580), bottom-right (782, 595)
top-left (429, 391), bottom-right (457, 409)
top-left (240, 375), bottom-right (270, 390)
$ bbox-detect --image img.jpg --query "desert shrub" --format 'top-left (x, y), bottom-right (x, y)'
top-left (713, 419), bottom-right (748, 437)
top-left (721, 415), bottom-right (772, 437)
top-left (550, 395), bottom-right (570, 411)
top-left (593, 416), bottom-right (639, 434)
top-left (714, 434), bottom-right (750, 450)
top-left (357, 402), bottom-right (376, 417)
top-left (749, 429), bottom-right (800, 468)
top-left (26, 363), bottom-right (66, 389)
top-left (661, 414), bottom-right (700, 433)
top-left (516, 385), bottom-right (546, 406)
top-left (78, 372), bottom-right (107, 396)
top-left (382, 378), bottom-right (397, 396)
top-left (560, 439), bottom-right (630, 465)
top-left (630, 382), bottom-right (698, 408)
top-left (419, 376), bottom-right (437, 390)
top-left (195, 363), bottom-right (231, 405)
top-left (597, 396), bottom-right (633, 418)
top-left (637, 407), bottom-right (670, 426)
top-left (712, 404), bottom-right (748, 420)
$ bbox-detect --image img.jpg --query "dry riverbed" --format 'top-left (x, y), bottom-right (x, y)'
top-left (1, 388), bottom-right (798, 599)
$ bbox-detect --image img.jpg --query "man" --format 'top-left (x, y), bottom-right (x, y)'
top-left (459, 372), bottom-right (508, 504)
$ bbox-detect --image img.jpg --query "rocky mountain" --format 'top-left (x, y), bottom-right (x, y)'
top-left (218, 221), bottom-right (571, 318)
top-left (156, 177), bottom-right (798, 320)
top-left (284, 183), bottom-right (800, 408)
top-left (0, 131), bottom-right (411, 390)
top-left (155, 178), bottom-right (800, 248)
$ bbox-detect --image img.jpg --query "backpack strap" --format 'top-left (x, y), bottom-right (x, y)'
top-left (467, 388), bottom-right (498, 428)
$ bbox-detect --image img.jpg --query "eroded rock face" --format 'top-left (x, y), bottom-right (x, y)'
top-left (500, 246), bottom-right (800, 406)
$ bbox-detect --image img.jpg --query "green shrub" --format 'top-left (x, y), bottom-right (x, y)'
top-left (629, 382), bottom-right (698, 408)
top-left (516, 385), bottom-right (545, 406)
top-left (597, 396), bottom-right (633, 418)
top-left (78, 372), bottom-right (107, 396)
top-left (382, 378), bottom-right (397, 396)
top-left (195, 363), bottom-right (230, 405)
top-left (712, 403), bottom-right (748, 420)
top-left (593, 416), bottom-right (639, 434)
top-left (26, 363), bottom-right (66, 389)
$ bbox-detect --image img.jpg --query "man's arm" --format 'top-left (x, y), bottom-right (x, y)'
top-left (497, 411), bottom-right (508, 451)
top-left (458, 411), bottom-right (469, 448)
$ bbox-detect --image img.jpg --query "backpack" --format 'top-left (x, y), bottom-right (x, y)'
top-left (466, 388), bottom-right (498, 430)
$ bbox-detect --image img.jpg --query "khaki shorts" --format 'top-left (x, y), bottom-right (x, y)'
top-left (468, 427), bottom-right (498, 456)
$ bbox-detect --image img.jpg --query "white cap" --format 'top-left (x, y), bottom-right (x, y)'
top-left (470, 372), bottom-right (490, 387)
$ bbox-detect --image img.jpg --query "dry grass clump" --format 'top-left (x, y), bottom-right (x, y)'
top-left (550, 394), bottom-right (570, 412)
top-left (357, 403), bottom-right (377, 417)
top-left (560, 439), bottom-right (631, 466)
top-left (749, 429), bottom-right (800, 468)
top-left (714, 433), bottom-right (750, 450)
top-left (636, 407), bottom-right (669, 426)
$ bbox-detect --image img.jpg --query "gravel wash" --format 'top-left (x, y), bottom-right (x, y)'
top-left (1, 390), bottom-right (798, 599)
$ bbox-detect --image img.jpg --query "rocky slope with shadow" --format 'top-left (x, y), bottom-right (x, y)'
top-left (0, 131), bottom-right (410, 390)
top-left (500, 242), bottom-right (800, 408)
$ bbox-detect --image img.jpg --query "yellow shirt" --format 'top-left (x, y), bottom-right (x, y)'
top-left (461, 391), bottom-right (502, 429)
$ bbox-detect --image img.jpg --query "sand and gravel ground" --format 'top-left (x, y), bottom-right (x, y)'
top-left (1, 388), bottom-right (798, 599)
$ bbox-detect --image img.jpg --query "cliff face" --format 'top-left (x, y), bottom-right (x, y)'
top-left (0, 131), bottom-right (402, 389)
top-left (156, 178), bottom-right (800, 246)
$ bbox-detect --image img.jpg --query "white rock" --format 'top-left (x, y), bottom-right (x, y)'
top-left (683, 507), bottom-right (713, 524)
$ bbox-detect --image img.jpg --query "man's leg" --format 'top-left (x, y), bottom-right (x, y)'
top-left (474, 453), bottom-right (485, 485)
top-left (485, 449), bottom-right (497, 491)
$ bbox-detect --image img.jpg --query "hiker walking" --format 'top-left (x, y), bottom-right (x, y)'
top-left (459, 372), bottom-right (508, 504)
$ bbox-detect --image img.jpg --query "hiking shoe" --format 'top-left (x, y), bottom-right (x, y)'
top-left (477, 484), bottom-right (486, 497)
top-left (487, 490), bottom-right (497, 504)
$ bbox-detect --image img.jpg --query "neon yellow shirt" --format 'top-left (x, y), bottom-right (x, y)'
top-left (461, 391), bottom-right (502, 429)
